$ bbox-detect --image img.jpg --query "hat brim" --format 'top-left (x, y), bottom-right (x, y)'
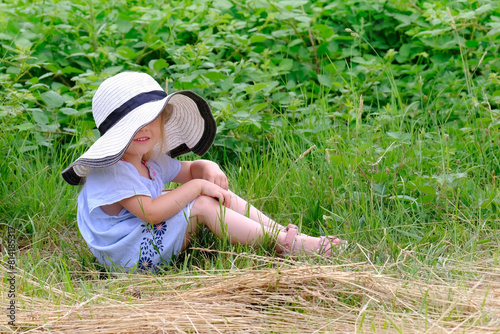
top-left (62, 91), bottom-right (215, 186)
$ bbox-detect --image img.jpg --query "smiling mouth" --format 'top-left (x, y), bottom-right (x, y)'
top-left (134, 137), bottom-right (150, 143)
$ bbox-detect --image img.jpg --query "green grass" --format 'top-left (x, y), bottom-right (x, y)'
top-left (3, 61), bottom-right (500, 330)
top-left (2, 94), bottom-right (500, 331)
top-left (3, 84), bottom-right (499, 304)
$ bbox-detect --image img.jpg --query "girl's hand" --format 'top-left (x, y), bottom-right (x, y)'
top-left (198, 179), bottom-right (231, 207)
top-left (175, 160), bottom-right (229, 191)
top-left (201, 162), bottom-right (229, 190)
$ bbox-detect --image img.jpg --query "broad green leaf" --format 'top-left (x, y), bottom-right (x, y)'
top-left (41, 91), bottom-right (64, 109)
top-left (203, 71), bottom-right (224, 81)
top-left (151, 59), bottom-right (168, 72)
top-left (416, 185), bottom-right (435, 195)
top-left (179, 73), bottom-right (198, 82)
top-left (318, 74), bottom-right (333, 88)
top-left (20, 145), bottom-right (38, 153)
top-left (392, 13), bottom-right (417, 28)
top-left (278, 0), bottom-right (308, 8)
top-left (419, 194), bottom-right (436, 204)
top-left (315, 24), bottom-right (335, 39)
top-left (372, 173), bottom-right (389, 183)
top-left (294, 15), bottom-right (312, 23)
top-left (480, 196), bottom-right (496, 209)
top-left (210, 101), bottom-right (230, 111)
top-left (457, 11), bottom-right (476, 20)
top-left (245, 83), bottom-right (268, 94)
top-left (276, 59), bottom-right (293, 72)
top-left (39, 72), bottom-right (54, 80)
top-left (60, 108), bottom-right (79, 115)
top-left (117, 46), bottom-right (136, 59)
top-left (32, 110), bottom-right (49, 125)
top-left (102, 66), bottom-right (124, 75)
top-left (351, 56), bottom-right (377, 65)
top-left (397, 43), bottom-right (413, 62)
top-left (329, 155), bottom-right (343, 165)
top-left (224, 119), bottom-right (239, 130)
top-left (250, 103), bottom-right (268, 113)
top-left (15, 37), bottom-right (32, 49)
top-left (219, 78), bottom-right (234, 92)
top-left (39, 123), bottom-right (59, 132)
top-left (62, 66), bottom-right (84, 74)
top-left (373, 183), bottom-right (386, 195)
top-left (116, 18), bottom-right (133, 33)
top-left (387, 131), bottom-right (411, 143)
top-left (465, 40), bottom-right (479, 48)
top-left (15, 122), bottom-right (35, 131)
top-left (475, 4), bottom-right (495, 15)
top-left (288, 39), bottom-right (303, 47)
top-left (7, 67), bottom-right (20, 74)
top-left (250, 34), bottom-right (267, 44)
top-left (212, 0), bottom-right (233, 10)
top-left (249, 114), bottom-right (262, 129)
top-left (486, 22), bottom-right (500, 36)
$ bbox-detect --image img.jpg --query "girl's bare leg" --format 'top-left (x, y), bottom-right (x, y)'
top-left (226, 190), bottom-right (286, 232)
top-left (183, 195), bottom-right (343, 254)
top-left (184, 195), bottom-right (280, 249)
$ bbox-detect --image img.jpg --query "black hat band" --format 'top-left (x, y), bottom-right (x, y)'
top-left (98, 90), bottom-right (167, 135)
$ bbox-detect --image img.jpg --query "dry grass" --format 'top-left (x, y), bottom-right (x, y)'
top-left (2, 250), bottom-right (499, 333)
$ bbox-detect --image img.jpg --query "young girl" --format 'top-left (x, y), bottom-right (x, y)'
top-left (62, 72), bottom-right (346, 272)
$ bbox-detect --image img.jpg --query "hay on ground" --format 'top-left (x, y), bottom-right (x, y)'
top-left (2, 251), bottom-right (499, 333)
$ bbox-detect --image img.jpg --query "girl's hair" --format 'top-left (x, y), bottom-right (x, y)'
top-left (143, 103), bottom-right (174, 162)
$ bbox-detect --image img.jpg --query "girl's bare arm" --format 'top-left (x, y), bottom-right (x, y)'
top-left (173, 160), bottom-right (228, 190)
top-left (119, 179), bottom-right (231, 225)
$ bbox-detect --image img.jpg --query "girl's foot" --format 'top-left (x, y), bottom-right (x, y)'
top-left (280, 224), bottom-right (346, 258)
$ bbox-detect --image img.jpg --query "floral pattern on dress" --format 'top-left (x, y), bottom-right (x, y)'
top-left (138, 221), bottom-right (168, 271)
top-left (139, 256), bottom-right (153, 270)
top-left (154, 222), bottom-right (167, 237)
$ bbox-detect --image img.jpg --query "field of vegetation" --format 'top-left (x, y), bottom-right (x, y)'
top-left (1, 0), bottom-right (499, 332)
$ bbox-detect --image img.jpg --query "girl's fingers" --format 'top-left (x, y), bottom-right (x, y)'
top-left (223, 192), bottom-right (231, 208)
top-left (205, 175), bottom-right (219, 187)
top-left (219, 176), bottom-right (229, 190)
top-left (214, 176), bottom-right (224, 189)
top-left (204, 172), bottom-right (229, 190)
top-left (213, 177), bottom-right (220, 187)
top-left (201, 180), bottom-right (230, 206)
top-left (216, 189), bottom-right (231, 208)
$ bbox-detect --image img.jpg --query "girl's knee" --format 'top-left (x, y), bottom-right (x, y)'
top-left (192, 195), bottom-right (220, 214)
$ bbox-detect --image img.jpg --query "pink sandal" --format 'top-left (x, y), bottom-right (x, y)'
top-left (281, 224), bottom-right (299, 256)
top-left (281, 224), bottom-right (346, 258)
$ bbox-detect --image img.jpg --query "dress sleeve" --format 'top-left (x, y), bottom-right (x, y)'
top-left (85, 162), bottom-right (151, 214)
top-left (148, 153), bottom-right (181, 185)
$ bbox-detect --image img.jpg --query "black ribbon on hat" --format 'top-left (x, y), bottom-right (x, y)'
top-left (98, 90), bottom-right (167, 135)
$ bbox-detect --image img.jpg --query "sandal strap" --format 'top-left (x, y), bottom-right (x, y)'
top-left (283, 224), bottom-right (298, 253)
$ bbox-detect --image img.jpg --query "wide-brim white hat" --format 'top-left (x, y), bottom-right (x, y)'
top-left (62, 72), bottom-right (216, 185)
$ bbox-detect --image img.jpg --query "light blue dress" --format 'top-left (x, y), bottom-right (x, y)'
top-left (77, 153), bottom-right (192, 272)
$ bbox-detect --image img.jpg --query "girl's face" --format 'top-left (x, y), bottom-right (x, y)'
top-left (124, 116), bottom-right (162, 159)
